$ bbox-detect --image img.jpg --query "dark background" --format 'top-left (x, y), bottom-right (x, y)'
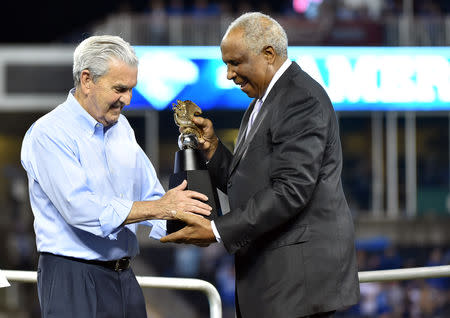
top-left (3, 0), bottom-right (450, 43)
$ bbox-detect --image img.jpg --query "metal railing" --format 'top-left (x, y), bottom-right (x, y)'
top-left (2, 270), bottom-right (222, 318)
top-left (359, 265), bottom-right (450, 283)
top-left (3, 265), bottom-right (450, 317)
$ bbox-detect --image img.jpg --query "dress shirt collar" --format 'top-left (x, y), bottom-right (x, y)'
top-left (65, 88), bottom-right (98, 136)
top-left (259, 58), bottom-right (292, 105)
top-left (65, 88), bottom-right (117, 136)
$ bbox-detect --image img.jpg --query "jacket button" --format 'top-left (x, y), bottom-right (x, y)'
top-left (227, 180), bottom-right (232, 188)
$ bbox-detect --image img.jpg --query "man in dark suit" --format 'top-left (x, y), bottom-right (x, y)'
top-left (161, 12), bottom-right (360, 318)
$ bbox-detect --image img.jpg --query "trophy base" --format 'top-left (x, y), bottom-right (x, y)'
top-left (167, 149), bottom-right (221, 234)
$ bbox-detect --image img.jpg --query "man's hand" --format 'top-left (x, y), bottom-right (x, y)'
top-left (192, 116), bottom-right (219, 161)
top-left (123, 180), bottom-right (212, 225)
top-left (157, 180), bottom-right (212, 219)
top-left (160, 211), bottom-right (217, 246)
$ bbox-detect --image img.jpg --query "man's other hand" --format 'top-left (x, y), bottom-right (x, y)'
top-left (192, 116), bottom-right (219, 161)
top-left (160, 211), bottom-right (216, 246)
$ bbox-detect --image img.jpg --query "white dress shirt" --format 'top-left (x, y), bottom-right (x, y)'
top-left (21, 89), bottom-right (166, 260)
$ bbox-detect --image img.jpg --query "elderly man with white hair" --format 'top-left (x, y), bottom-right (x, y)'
top-left (21, 35), bottom-right (211, 318)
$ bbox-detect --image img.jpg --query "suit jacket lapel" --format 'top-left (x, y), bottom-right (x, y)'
top-left (228, 62), bottom-right (301, 177)
top-left (243, 101), bottom-right (269, 146)
top-left (229, 99), bottom-right (271, 176)
top-left (233, 99), bottom-right (256, 154)
top-left (227, 100), bottom-right (254, 176)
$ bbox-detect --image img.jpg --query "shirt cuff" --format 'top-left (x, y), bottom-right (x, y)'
top-left (99, 197), bottom-right (133, 239)
top-left (148, 220), bottom-right (167, 239)
top-left (211, 220), bottom-right (222, 243)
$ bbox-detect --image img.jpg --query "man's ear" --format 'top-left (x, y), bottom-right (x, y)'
top-left (263, 46), bottom-right (276, 64)
top-left (79, 69), bottom-right (93, 94)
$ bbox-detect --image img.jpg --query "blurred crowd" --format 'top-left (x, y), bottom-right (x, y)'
top-left (127, 0), bottom-right (450, 20)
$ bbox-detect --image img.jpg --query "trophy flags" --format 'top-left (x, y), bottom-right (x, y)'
top-left (167, 100), bottom-right (222, 234)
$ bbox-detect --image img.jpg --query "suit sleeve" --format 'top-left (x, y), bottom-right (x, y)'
top-left (215, 94), bottom-right (329, 254)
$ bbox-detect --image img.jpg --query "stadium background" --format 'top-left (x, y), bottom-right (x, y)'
top-left (0, 0), bottom-right (450, 317)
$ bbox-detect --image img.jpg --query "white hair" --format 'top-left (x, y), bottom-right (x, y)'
top-left (73, 35), bottom-right (138, 87)
top-left (223, 12), bottom-right (288, 58)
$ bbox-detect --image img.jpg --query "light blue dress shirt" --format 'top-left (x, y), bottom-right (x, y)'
top-left (21, 89), bottom-right (166, 261)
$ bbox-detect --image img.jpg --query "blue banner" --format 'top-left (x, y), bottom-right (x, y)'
top-left (131, 46), bottom-right (450, 111)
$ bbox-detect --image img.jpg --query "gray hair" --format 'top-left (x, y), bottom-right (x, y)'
top-left (73, 35), bottom-right (138, 87)
top-left (223, 12), bottom-right (288, 58)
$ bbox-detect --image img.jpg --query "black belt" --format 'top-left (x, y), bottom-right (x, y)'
top-left (42, 252), bottom-right (131, 272)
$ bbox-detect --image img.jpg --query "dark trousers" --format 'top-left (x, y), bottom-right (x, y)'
top-left (37, 253), bottom-right (147, 318)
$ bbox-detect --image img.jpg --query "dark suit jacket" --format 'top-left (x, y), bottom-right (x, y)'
top-left (208, 62), bottom-right (360, 317)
